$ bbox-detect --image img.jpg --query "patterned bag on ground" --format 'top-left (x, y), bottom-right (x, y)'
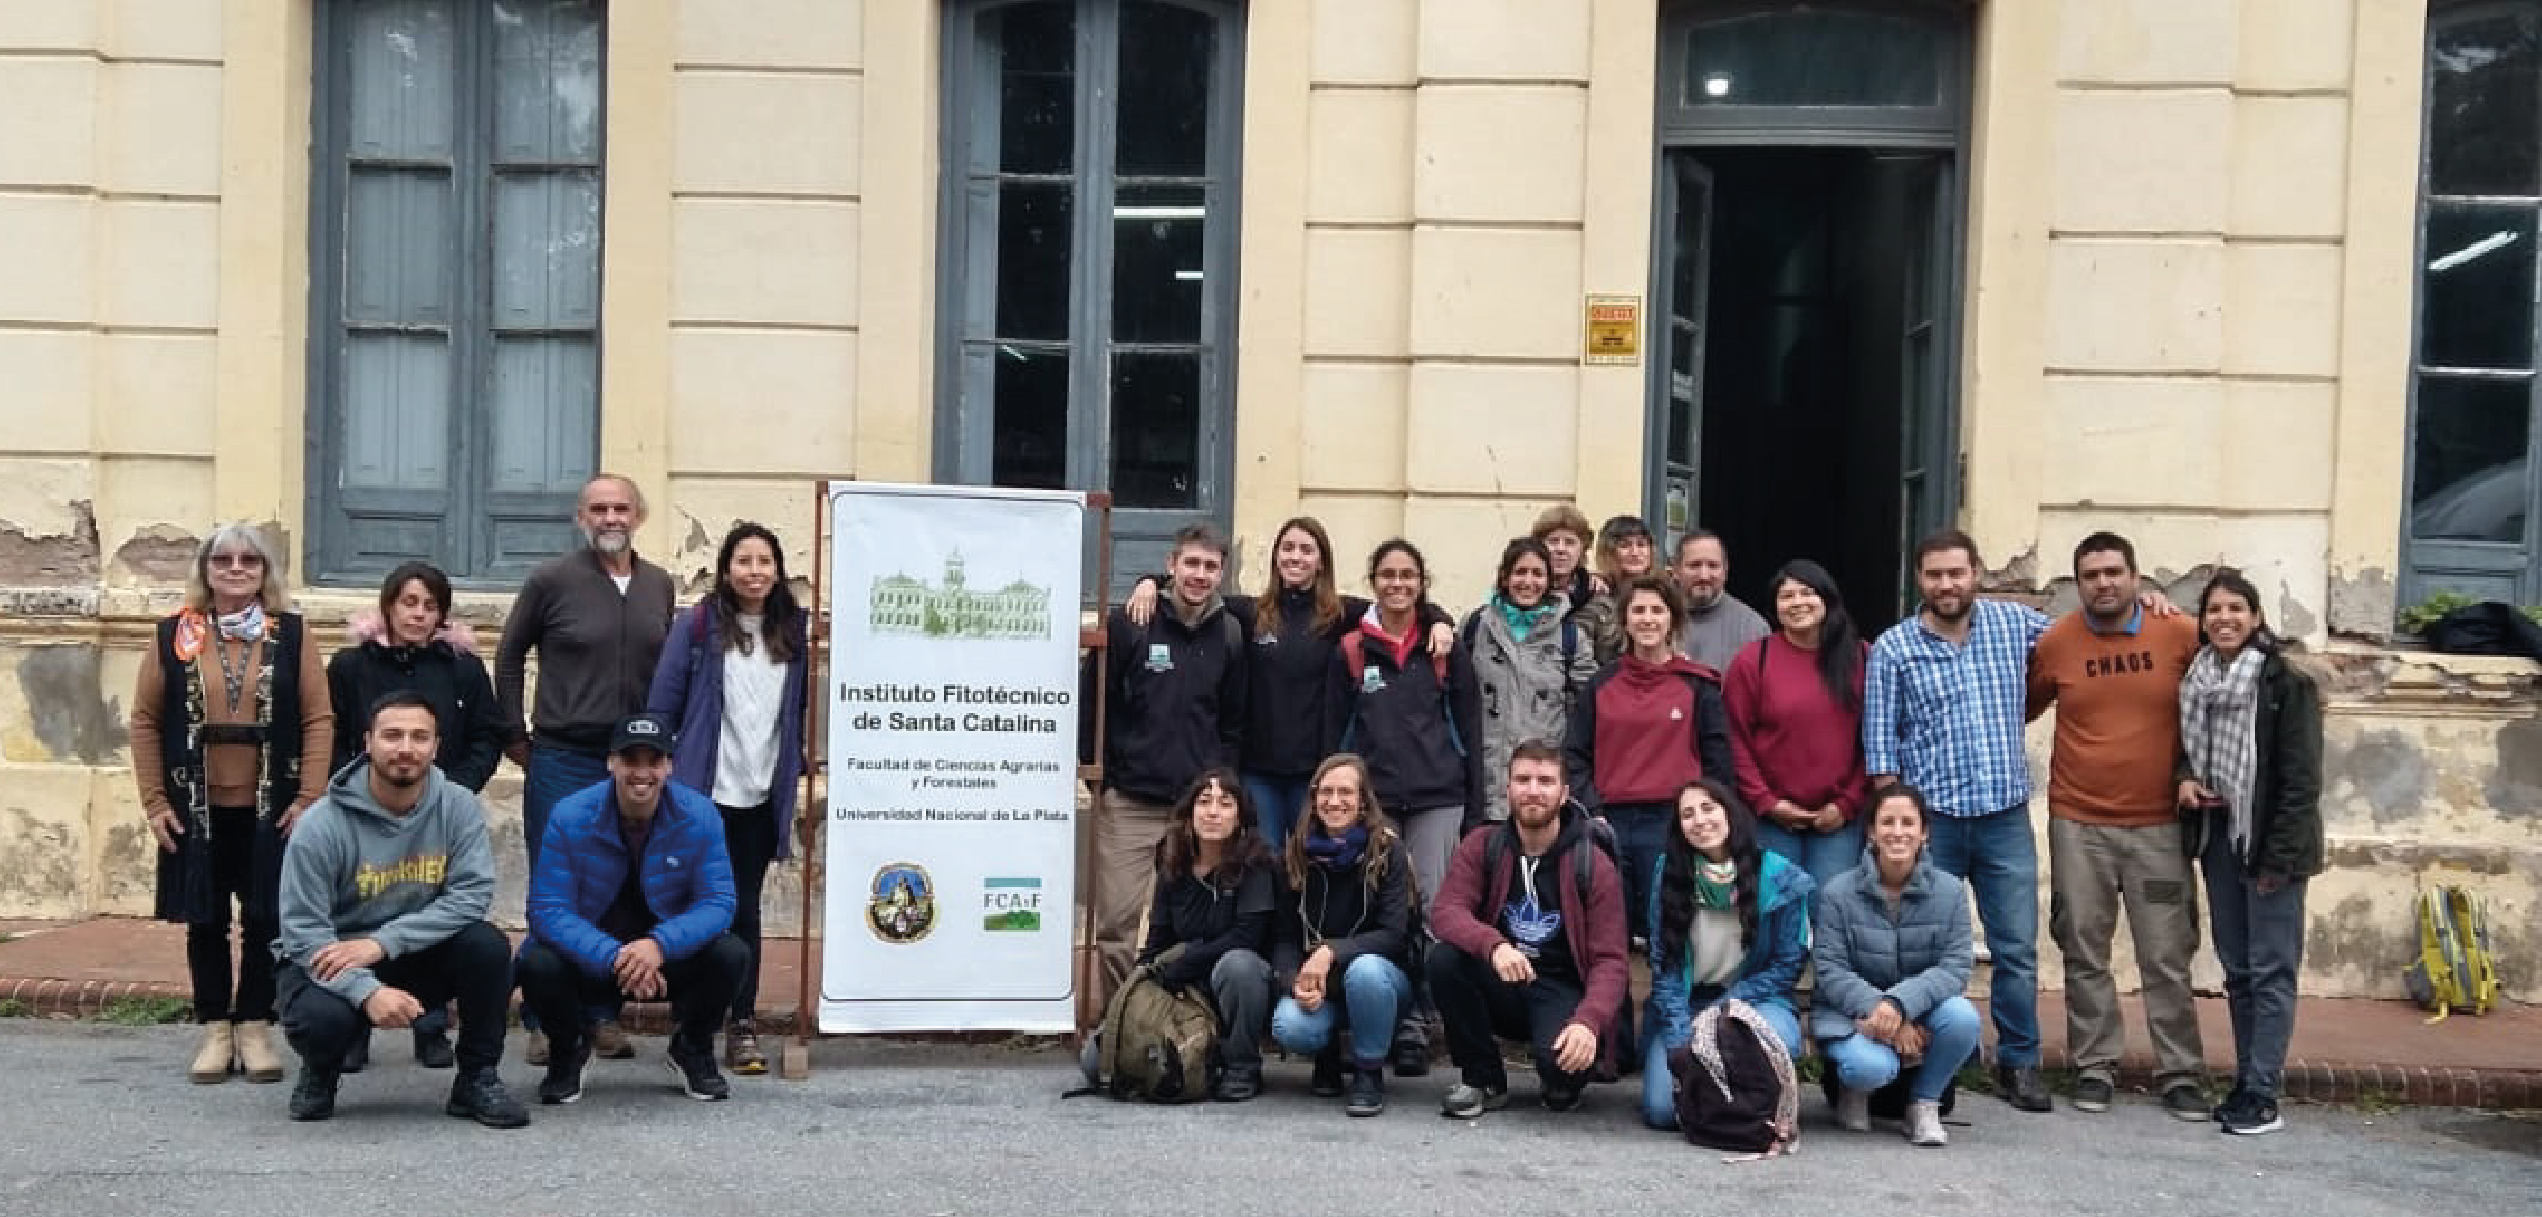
top-left (1668, 998), bottom-right (1800, 1158)
top-left (1071, 946), bottom-right (1220, 1103)
top-left (2405, 884), bottom-right (2501, 1022)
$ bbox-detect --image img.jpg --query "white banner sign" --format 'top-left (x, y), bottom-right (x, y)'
top-left (820, 482), bottom-right (1084, 1033)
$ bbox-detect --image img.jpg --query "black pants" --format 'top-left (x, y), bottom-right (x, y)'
top-left (186, 807), bottom-right (277, 1024)
top-left (1426, 946), bottom-right (1592, 1091)
top-left (517, 934), bottom-right (749, 1056)
top-left (718, 802), bottom-right (779, 1024)
top-left (276, 920), bottom-right (513, 1075)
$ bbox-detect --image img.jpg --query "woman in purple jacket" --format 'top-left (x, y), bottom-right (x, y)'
top-left (647, 522), bottom-right (809, 1076)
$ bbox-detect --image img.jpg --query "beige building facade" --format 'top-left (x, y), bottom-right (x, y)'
top-left (0, 0), bottom-right (2533, 998)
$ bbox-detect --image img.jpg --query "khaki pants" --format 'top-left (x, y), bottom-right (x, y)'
top-left (1092, 788), bottom-right (1174, 1010)
top-left (2048, 816), bottom-right (2206, 1085)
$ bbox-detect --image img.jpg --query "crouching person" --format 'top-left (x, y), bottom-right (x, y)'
top-left (273, 693), bottom-right (525, 1127)
top-left (1269, 755), bottom-right (1416, 1116)
top-left (1813, 784), bottom-right (1981, 1147)
top-left (1426, 741), bottom-right (1629, 1118)
top-left (1138, 768), bottom-right (1277, 1102)
top-left (518, 714), bottom-right (746, 1105)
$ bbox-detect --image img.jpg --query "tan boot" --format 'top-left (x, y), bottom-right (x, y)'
top-left (188, 1021), bottom-right (235, 1084)
top-left (233, 1021), bottom-right (285, 1083)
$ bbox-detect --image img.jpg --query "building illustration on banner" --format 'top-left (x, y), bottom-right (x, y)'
top-left (869, 551), bottom-right (1051, 640)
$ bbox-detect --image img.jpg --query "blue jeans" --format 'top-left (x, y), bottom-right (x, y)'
top-left (1242, 773), bottom-right (1309, 855)
top-left (2201, 826), bottom-right (2306, 1100)
top-left (1640, 996), bottom-right (1801, 1130)
top-left (1600, 802), bottom-right (1673, 945)
top-left (1823, 994), bottom-right (1982, 1102)
top-left (1755, 817), bottom-right (1869, 893)
top-left (1922, 802), bottom-right (2040, 1065)
top-left (1270, 955), bottom-right (1413, 1068)
top-left (521, 744), bottom-right (611, 1032)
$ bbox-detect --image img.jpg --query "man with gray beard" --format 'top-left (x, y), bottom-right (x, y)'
top-left (496, 472), bottom-right (676, 1064)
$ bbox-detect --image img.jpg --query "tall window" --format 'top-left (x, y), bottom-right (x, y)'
top-left (935, 0), bottom-right (1244, 584)
top-left (308, 0), bottom-right (605, 583)
top-left (2411, 4), bottom-right (2542, 605)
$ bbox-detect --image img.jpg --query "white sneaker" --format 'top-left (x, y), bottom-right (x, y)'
top-left (1906, 1099), bottom-right (1948, 1146)
top-left (1836, 1085), bottom-right (1872, 1132)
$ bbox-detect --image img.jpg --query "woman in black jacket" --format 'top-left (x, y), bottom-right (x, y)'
top-left (323, 560), bottom-right (503, 1069)
top-left (1138, 767), bottom-right (1277, 1102)
top-left (1270, 754), bottom-right (1415, 1117)
top-left (2177, 569), bottom-right (2323, 1138)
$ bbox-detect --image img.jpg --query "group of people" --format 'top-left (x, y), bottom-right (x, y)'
top-left (1092, 512), bottom-right (2325, 1141)
top-left (133, 475), bottom-right (810, 1125)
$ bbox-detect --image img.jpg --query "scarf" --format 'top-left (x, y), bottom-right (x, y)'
top-left (2180, 644), bottom-right (2267, 853)
top-left (216, 603), bottom-right (268, 642)
top-left (1302, 824), bottom-right (1369, 871)
top-left (1492, 592), bottom-right (1561, 642)
top-left (1693, 857), bottom-right (1739, 910)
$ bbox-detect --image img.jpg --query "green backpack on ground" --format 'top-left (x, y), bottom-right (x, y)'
top-left (1071, 945), bottom-right (1220, 1103)
top-left (2404, 884), bottom-right (2500, 1023)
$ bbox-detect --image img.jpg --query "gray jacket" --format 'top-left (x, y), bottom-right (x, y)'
top-left (1461, 605), bottom-right (1597, 821)
top-left (272, 761), bottom-right (496, 1007)
top-left (1809, 852), bottom-right (1973, 1041)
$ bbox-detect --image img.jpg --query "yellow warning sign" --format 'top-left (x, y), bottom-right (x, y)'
top-left (1583, 295), bottom-right (1641, 366)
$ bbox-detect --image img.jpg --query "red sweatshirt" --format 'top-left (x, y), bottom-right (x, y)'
top-left (1722, 633), bottom-right (1870, 820)
top-left (1564, 654), bottom-right (1734, 810)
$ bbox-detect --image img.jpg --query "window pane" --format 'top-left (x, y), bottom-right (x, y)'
top-left (992, 346), bottom-right (1072, 490)
top-left (492, 0), bottom-right (604, 164)
top-left (2413, 374), bottom-right (2532, 543)
top-left (992, 0), bottom-right (1074, 174)
top-left (341, 334), bottom-right (452, 490)
top-left (1110, 352), bottom-right (1200, 509)
top-left (1683, 10), bottom-right (1943, 108)
top-left (1112, 185), bottom-right (1206, 343)
top-left (1116, 0), bottom-right (1214, 175)
top-left (346, 0), bottom-right (456, 160)
top-left (2420, 204), bottom-right (2537, 369)
top-left (2429, 9), bottom-right (2541, 197)
top-left (345, 168), bottom-right (452, 325)
top-left (492, 170), bottom-right (603, 329)
top-left (994, 182), bottom-right (1075, 340)
top-left (487, 337), bottom-right (598, 493)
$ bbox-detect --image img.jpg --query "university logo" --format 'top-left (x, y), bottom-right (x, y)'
top-left (982, 876), bottom-right (1044, 932)
top-left (866, 862), bottom-right (938, 944)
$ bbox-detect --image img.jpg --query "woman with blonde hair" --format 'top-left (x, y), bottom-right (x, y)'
top-left (131, 523), bottom-right (333, 1084)
top-left (1270, 754), bottom-right (1417, 1116)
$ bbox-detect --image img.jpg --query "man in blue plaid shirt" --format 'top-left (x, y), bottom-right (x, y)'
top-left (1864, 527), bottom-right (2056, 1114)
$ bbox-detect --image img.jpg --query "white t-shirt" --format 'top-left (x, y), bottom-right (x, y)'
top-left (713, 613), bottom-right (786, 806)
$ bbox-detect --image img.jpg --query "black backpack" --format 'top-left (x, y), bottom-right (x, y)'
top-left (2422, 601), bottom-right (2542, 661)
top-left (1669, 999), bottom-right (1799, 1155)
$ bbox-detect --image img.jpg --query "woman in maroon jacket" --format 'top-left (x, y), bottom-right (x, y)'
top-left (1723, 558), bottom-right (1870, 891)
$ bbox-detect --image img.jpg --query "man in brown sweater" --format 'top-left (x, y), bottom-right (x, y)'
top-left (2026, 531), bottom-right (2206, 1120)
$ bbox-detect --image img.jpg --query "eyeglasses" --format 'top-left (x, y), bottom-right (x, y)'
top-left (209, 552), bottom-right (264, 569)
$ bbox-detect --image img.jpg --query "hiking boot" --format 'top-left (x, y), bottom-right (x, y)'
top-left (1996, 1063), bottom-right (2053, 1112)
top-left (1440, 1080), bottom-right (1509, 1119)
top-left (1541, 1082), bottom-right (1585, 1113)
top-left (1835, 1085), bottom-right (1873, 1132)
top-left (2072, 1074), bottom-right (2114, 1113)
top-left (592, 1019), bottom-right (636, 1059)
top-left (188, 1021), bottom-right (235, 1084)
top-left (523, 1029), bottom-right (550, 1067)
top-left (339, 1032), bottom-right (370, 1074)
top-left (2162, 1082), bottom-right (2212, 1122)
top-left (1344, 1066), bottom-right (1386, 1117)
top-left (288, 1066), bottom-right (339, 1122)
top-left (413, 1027), bottom-right (455, 1070)
top-left (1211, 1064), bottom-right (1261, 1103)
top-left (1309, 1045), bottom-right (1345, 1098)
top-left (667, 1038), bottom-right (730, 1102)
top-left (1389, 1020), bottom-right (1431, 1078)
top-left (2221, 1095), bottom-right (2284, 1136)
top-left (724, 1020), bottom-right (768, 1076)
top-left (1905, 1099), bottom-right (1949, 1146)
top-left (537, 1041), bottom-right (589, 1105)
top-left (445, 1069), bottom-right (531, 1129)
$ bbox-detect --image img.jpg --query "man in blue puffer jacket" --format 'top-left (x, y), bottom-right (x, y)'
top-left (518, 713), bottom-right (745, 1106)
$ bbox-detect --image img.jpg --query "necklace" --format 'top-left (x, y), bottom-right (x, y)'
top-left (214, 634), bottom-right (253, 709)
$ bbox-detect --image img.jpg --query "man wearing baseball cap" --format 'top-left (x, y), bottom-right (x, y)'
top-left (516, 713), bottom-right (747, 1104)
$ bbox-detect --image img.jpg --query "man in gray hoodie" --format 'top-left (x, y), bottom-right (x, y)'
top-left (272, 692), bottom-right (528, 1127)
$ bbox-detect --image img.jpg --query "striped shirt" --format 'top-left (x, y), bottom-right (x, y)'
top-left (1863, 598), bottom-right (2052, 818)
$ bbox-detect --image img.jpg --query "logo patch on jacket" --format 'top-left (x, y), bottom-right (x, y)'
top-left (1361, 668), bottom-right (1386, 693)
top-left (1146, 643), bottom-right (1174, 673)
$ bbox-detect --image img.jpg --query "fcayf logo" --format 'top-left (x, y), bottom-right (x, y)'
top-left (866, 862), bottom-right (937, 944)
top-left (982, 877), bottom-right (1043, 932)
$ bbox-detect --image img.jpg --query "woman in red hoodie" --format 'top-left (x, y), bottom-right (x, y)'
top-left (1563, 575), bottom-right (1735, 950)
top-left (1722, 558), bottom-right (1870, 892)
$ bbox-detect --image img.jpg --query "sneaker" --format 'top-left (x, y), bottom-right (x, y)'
top-left (2221, 1095), bottom-right (2284, 1136)
top-left (523, 1029), bottom-right (550, 1067)
top-left (1835, 1085), bottom-right (1872, 1132)
top-left (1390, 1021), bottom-right (1431, 1078)
top-left (592, 1019), bottom-right (636, 1060)
top-left (2213, 1085), bottom-right (2251, 1124)
top-left (537, 1042), bottom-right (589, 1105)
top-left (667, 1041), bottom-right (731, 1102)
top-left (1210, 1064), bottom-right (1261, 1103)
top-left (724, 1020), bottom-right (768, 1076)
top-left (1541, 1082), bottom-right (1585, 1113)
top-left (1344, 1066), bottom-right (1386, 1117)
top-left (413, 1028), bottom-right (455, 1070)
top-left (288, 1066), bottom-right (340, 1122)
top-left (1996, 1063), bottom-right (2053, 1113)
top-left (445, 1069), bottom-right (531, 1129)
top-left (2162, 1082), bottom-right (2212, 1122)
top-left (2072, 1075), bottom-right (2115, 1113)
top-left (1440, 1080), bottom-right (1509, 1119)
top-left (1905, 1098), bottom-right (1949, 1146)
top-left (338, 1032), bottom-right (370, 1075)
top-left (1309, 1046), bottom-right (1345, 1098)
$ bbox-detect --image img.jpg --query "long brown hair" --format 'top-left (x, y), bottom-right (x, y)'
top-left (1157, 767), bottom-right (1266, 885)
top-left (1284, 754), bottom-right (1401, 893)
top-left (712, 522), bottom-right (802, 664)
top-left (1254, 516), bottom-right (1343, 639)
